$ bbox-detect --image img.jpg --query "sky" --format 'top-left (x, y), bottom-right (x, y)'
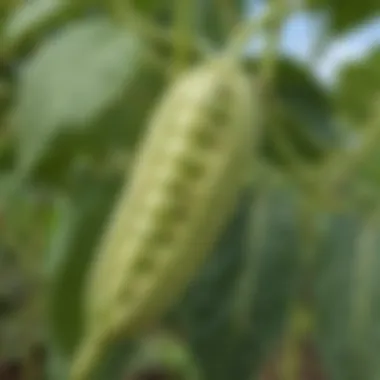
top-left (245, 1), bottom-right (380, 85)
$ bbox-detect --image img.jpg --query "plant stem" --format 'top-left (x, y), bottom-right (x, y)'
top-left (172, 0), bottom-right (197, 76)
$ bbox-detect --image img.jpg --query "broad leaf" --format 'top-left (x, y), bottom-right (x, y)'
top-left (1, 0), bottom-right (74, 57)
top-left (245, 57), bottom-right (338, 165)
top-left (335, 47), bottom-right (380, 127)
top-left (166, 181), bottom-right (303, 380)
top-left (314, 209), bottom-right (380, 380)
top-left (12, 16), bottom-right (166, 188)
top-left (47, 170), bottom-right (123, 357)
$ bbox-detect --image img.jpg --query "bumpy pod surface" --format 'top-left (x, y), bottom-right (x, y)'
top-left (84, 57), bottom-right (254, 346)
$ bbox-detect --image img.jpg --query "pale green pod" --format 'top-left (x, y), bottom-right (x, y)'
top-left (70, 57), bottom-right (256, 380)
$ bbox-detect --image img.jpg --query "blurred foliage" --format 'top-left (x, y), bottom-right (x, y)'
top-left (166, 181), bottom-right (304, 380)
top-left (46, 168), bottom-right (124, 358)
top-left (335, 47), bottom-right (380, 127)
top-left (1, 0), bottom-right (75, 58)
top-left (11, 16), bottom-right (165, 188)
top-left (306, 0), bottom-right (378, 34)
top-left (315, 209), bottom-right (380, 380)
top-left (244, 58), bottom-right (339, 165)
top-left (0, 1), bottom-right (380, 380)
top-left (197, 0), bottom-right (245, 45)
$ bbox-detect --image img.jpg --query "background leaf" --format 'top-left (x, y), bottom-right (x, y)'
top-left (1, 0), bottom-right (75, 58)
top-left (166, 180), bottom-right (304, 380)
top-left (334, 47), bottom-right (380, 127)
top-left (12, 16), bottom-right (166, 188)
top-left (306, 0), bottom-right (379, 34)
top-left (245, 57), bottom-right (339, 165)
top-left (314, 209), bottom-right (380, 380)
top-left (47, 168), bottom-right (123, 357)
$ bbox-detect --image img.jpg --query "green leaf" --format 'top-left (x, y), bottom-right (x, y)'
top-left (1, 0), bottom-right (74, 57)
top-left (335, 47), bottom-right (380, 127)
top-left (307, 0), bottom-right (378, 34)
top-left (245, 57), bottom-right (339, 165)
top-left (12, 16), bottom-right (166, 188)
top-left (47, 170), bottom-right (123, 357)
top-left (167, 181), bottom-right (303, 380)
top-left (314, 209), bottom-right (380, 380)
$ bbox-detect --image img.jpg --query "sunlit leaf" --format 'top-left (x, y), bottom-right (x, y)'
top-left (1, 0), bottom-right (73, 57)
top-left (13, 16), bottom-right (165, 188)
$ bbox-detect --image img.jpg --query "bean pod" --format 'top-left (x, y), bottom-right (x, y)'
top-left (70, 57), bottom-right (255, 380)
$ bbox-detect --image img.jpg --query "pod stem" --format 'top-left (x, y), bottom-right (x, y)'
top-left (172, 0), bottom-right (197, 76)
top-left (69, 330), bottom-right (111, 380)
top-left (225, 3), bottom-right (290, 62)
